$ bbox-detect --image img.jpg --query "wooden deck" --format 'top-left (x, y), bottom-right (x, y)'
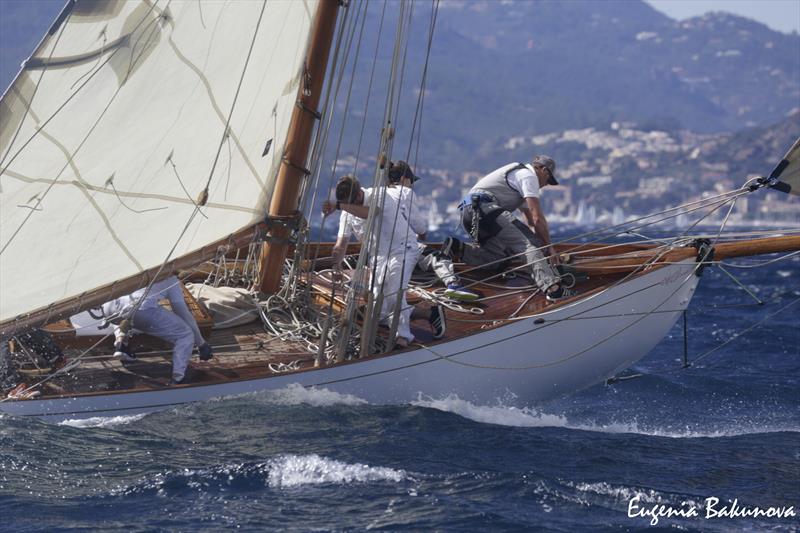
top-left (14, 242), bottom-right (670, 401)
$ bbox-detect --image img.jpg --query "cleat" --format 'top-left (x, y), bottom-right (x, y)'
top-left (444, 283), bottom-right (480, 302)
top-left (198, 342), bottom-right (213, 361)
top-left (428, 305), bottom-right (447, 339)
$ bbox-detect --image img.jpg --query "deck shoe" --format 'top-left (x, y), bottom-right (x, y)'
top-left (114, 341), bottom-right (137, 362)
top-left (440, 237), bottom-right (464, 262)
top-left (444, 283), bottom-right (480, 302)
top-left (198, 342), bottom-right (214, 361)
top-left (429, 305), bottom-right (446, 339)
top-left (546, 286), bottom-right (578, 303)
top-left (169, 375), bottom-right (189, 386)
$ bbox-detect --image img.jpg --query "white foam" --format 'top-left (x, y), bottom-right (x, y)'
top-left (413, 394), bottom-right (569, 428)
top-left (566, 481), bottom-right (703, 509)
top-left (412, 394), bottom-right (799, 438)
top-left (59, 414), bottom-right (146, 428)
top-left (266, 454), bottom-right (406, 488)
top-left (777, 270), bottom-right (792, 278)
top-left (266, 383), bottom-right (368, 407)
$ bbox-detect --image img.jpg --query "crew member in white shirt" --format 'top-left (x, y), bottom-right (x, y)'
top-left (101, 275), bottom-right (213, 385)
top-left (322, 175), bottom-right (417, 347)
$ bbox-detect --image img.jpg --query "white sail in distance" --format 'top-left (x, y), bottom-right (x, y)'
top-left (0, 0), bottom-right (319, 326)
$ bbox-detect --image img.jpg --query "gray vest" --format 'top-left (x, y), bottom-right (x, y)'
top-left (469, 162), bottom-right (532, 212)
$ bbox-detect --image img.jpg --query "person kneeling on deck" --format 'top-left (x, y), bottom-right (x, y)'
top-left (102, 275), bottom-right (213, 385)
top-left (447, 155), bottom-right (575, 303)
top-left (322, 175), bottom-right (418, 347)
top-left (385, 160), bottom-right (479, 305)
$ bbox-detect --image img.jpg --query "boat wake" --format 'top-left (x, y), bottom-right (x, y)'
top-left (412, 394), bottom-right (800, 438)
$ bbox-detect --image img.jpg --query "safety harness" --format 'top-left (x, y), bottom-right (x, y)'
top-left (458, 163), bottom-right (532, 244)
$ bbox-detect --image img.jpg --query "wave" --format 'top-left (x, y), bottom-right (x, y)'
top-left (412, 394), bottom-right (799, 438)
top-left (266, 454), bottom-right (406, 488)
top-left (265, 384), bottom-right (368, 408)
top-left (557, 480), bottom-right (705, 513)
top-left (58, 414), bottom-right (146, 428)
top-left (109, 454), bottom-right (406, 497)
top-left (413, 395), bottom-right (570, 428)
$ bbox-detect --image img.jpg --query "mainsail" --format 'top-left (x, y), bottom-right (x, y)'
top-left (769, 137), bottom-right (800, 195)
top-left (0, 0), bottom-right (319, 327)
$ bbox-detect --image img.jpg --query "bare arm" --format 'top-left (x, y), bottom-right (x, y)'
top-left (522, 197), bottom-right (559, 264)
top-left (323, 200), bottom-right (371, 219)
top-left (331, 234), bottom-right (350, 268)
top-left (340, 203), bottom-right (370, 219)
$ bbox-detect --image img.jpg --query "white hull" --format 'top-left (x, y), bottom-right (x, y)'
top-left (0, 261), bottom-right (700, 422)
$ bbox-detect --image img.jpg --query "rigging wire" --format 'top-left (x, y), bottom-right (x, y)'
top-left (5, 1), bottom-right (796, 401)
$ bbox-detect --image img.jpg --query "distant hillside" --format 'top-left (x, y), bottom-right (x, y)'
top-left (332, 0), bottom-right (800, 172)
top-left (404, 111), bottom-right (799, 227)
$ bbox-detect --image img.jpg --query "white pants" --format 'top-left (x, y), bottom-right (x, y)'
top-left (134, 277), bottom-right (205, 381)
top-left (416, 243), bottom-right (458, 286)
top-left (373, 245), bottom-right (418, 343)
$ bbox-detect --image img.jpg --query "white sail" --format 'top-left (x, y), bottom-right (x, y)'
top-left (0, 0), bottom-right (318, 325)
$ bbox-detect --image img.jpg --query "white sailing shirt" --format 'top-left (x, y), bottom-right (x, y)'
top-left (336, 187), bottom-right (413, 256)
top-left (384, 185), bottom-right (427, 236)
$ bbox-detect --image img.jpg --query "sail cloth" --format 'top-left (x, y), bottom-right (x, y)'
top-left (769, 137), bottom-right (800, 196)
top-left (0, 0), bottom-right (319, 325)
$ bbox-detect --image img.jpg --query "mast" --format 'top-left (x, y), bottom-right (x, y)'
top-left (258, 0), bottom-right (341, 294)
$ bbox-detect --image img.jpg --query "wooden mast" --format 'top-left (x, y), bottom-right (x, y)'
top-left (258, 0), bottom-right (341, 294)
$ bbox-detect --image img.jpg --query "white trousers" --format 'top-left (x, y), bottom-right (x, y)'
top-left (373, 245), bottom-right (418, 343)
top-left (133, 277), bottom-right (205, 381)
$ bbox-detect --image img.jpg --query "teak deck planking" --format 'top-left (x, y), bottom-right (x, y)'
top-left (15, 242), bottom-right (673, 401)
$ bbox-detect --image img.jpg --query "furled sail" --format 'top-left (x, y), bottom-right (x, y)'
top-left (769, 137), bottom-right (800, 196)
top-left (0, 0), bottom-right (319, 327)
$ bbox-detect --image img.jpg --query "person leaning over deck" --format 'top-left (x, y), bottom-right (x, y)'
top-left (102, 275), bottom-right (213, 385)
top-left (445, 155), bottom-right (575, 302)
top-left (385, 160), bottom-right (479, 305)
top-left (322, 175), bottom-right (417, 347)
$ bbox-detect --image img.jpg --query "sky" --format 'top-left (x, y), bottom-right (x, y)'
top-left (645, 0), bottom-right (800, 34)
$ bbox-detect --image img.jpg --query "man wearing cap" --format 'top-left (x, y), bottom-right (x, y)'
top-left (322, 175), bottom-right (418, 347)
top-left (386, 161), bottom-right (479, 305)
top-left (446, 155), bottom-right (574, 302)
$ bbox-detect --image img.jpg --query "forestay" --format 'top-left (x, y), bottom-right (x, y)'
top-left (0, 0), bottom-right (318, 325)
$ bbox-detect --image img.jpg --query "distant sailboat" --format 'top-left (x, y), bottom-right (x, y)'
top-left (575, 201), bottom-right (598, 226)
top-left (1, 0), bottom-right (798, 421)
top-left (612, 206), bottom-right (626, 226)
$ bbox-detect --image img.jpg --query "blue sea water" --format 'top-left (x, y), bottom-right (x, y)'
top-left (1, 250), bottom-right (798, 532)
